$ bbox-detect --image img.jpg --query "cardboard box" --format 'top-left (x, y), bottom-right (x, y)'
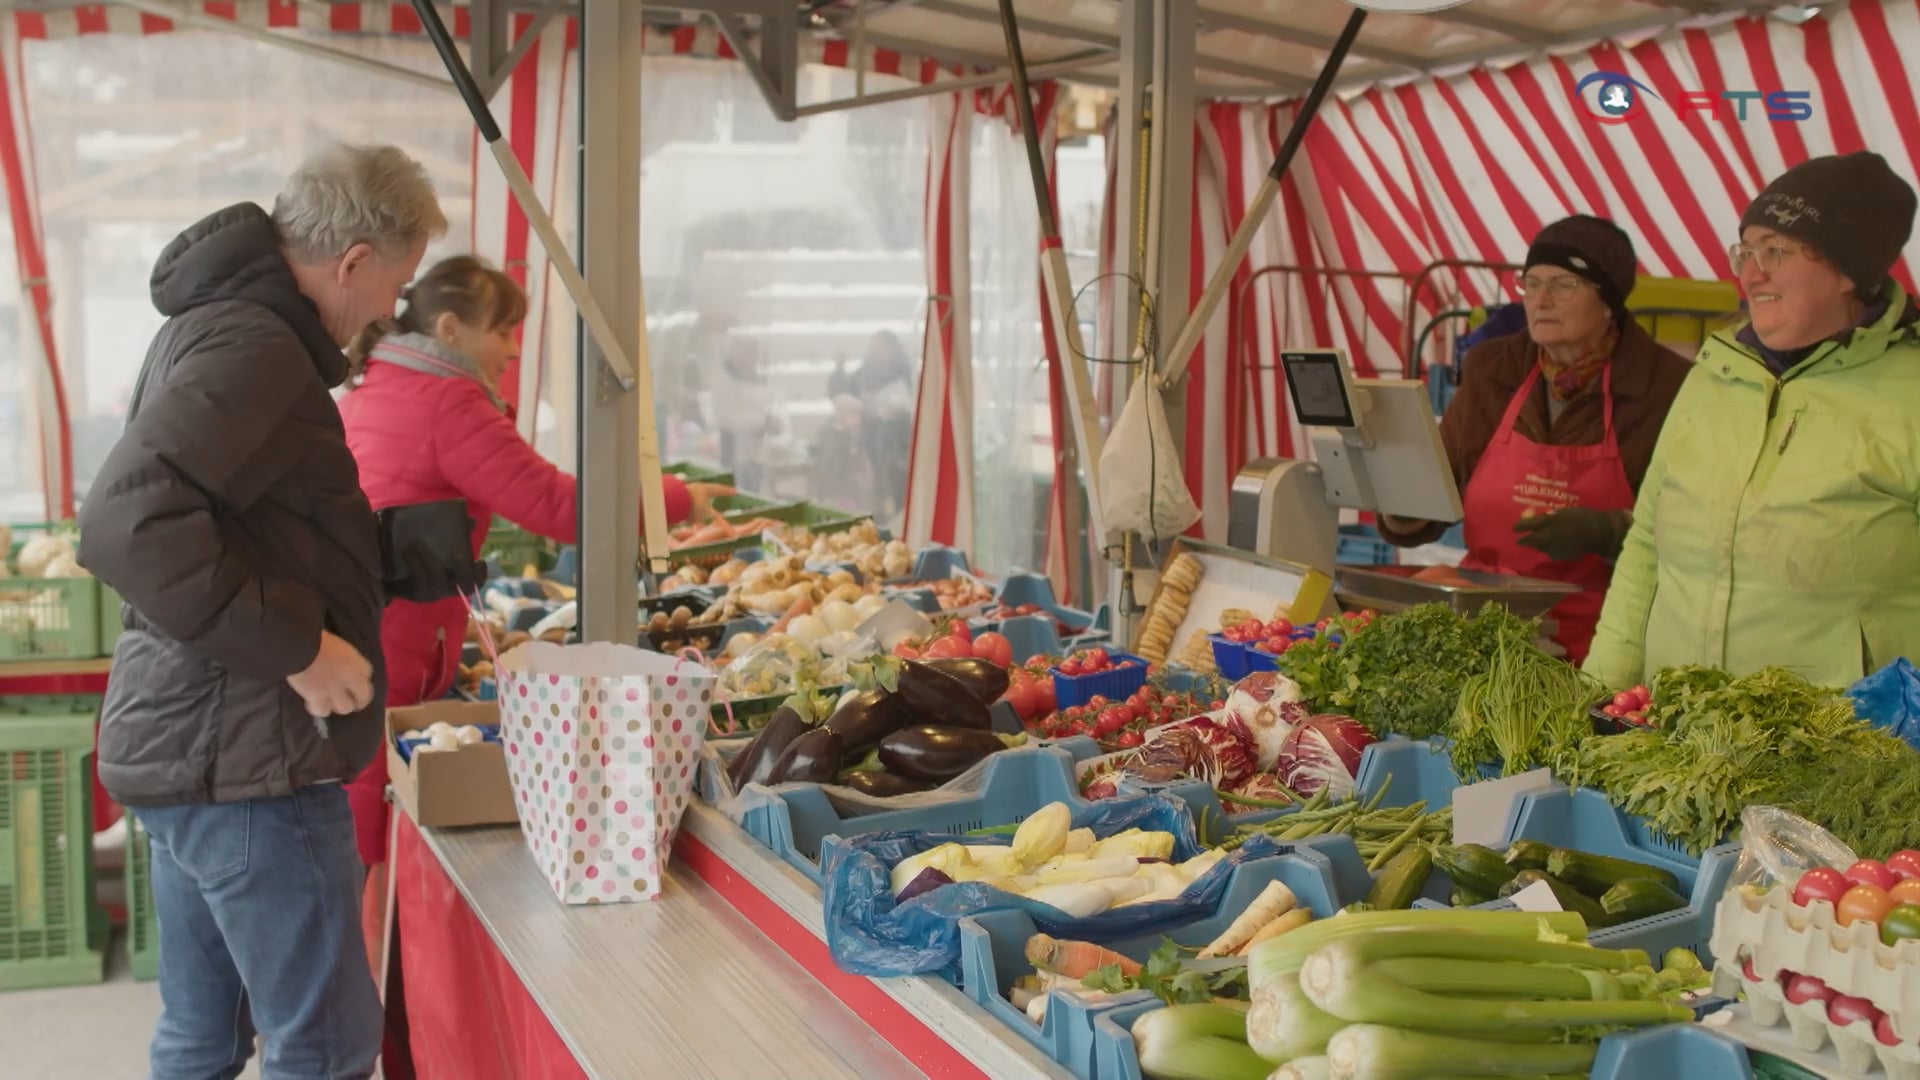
top-left (1129, 538), bottom-right (1337, 663)
top-left (386, 700), bottom-right (519, 828)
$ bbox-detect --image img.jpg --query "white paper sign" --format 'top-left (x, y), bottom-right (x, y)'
top-left (1506, 879), bottom-right (1565, 914)
top-left (1451, 769), bottom-right (1558, 847)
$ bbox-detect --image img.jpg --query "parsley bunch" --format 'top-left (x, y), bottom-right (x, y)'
top-left (1081, 940), bottom-right (1249, 1005)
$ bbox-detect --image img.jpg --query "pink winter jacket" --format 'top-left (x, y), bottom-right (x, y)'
top-left (338, 337), bottom-right (692, 707)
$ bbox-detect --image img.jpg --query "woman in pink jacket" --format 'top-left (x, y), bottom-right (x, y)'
top-left (339, 255), bottom-right (718, 867)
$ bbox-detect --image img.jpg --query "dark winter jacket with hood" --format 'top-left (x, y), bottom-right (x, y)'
top-left (77, 203), bottom-right (390, 807)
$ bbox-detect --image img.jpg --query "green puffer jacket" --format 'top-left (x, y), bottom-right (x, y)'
top-left (1586, 287), bottom-right (1920, 690)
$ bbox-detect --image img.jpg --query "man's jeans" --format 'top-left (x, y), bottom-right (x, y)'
top-left (137, 784), bottom-right (384, 1080)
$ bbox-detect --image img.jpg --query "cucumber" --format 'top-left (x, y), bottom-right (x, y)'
top-left (1601, 877), bottom-right (1690, 920)
top-left (1498, 869), bottom-right (1616, 928)
top-left (1432, 843), bottom-right (1519, 897)
top-left (1505, 839), bottom-right (1555, 872)
top-left (1366, 846), bottom-right (1434, 911)
top-left (1450, 884), bottom-right (1495, 908)
top-left (1545, 848), bottom-right (1682, 896)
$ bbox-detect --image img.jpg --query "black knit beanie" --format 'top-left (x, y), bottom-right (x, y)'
top-left (1740, 151), bottom-right (1917, 297)
top-left (1525, 214), bottom-right (1639, 317)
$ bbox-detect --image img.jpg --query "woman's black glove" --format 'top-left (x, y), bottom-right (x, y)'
top-left (378, 500), bottom-right (488, 603)
top-left (1512, 507), bottom-right (1633, 562)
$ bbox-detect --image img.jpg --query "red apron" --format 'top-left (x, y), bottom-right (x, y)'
top-left (1458, 363), bottom-right (1634, 662)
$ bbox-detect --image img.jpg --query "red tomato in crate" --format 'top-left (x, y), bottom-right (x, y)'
top-left (924, 635), bottom-right (973, 660)
top-left (1793, 868), bottom-right (1851, 908)
top-left (1846, 860), bottom-right (1901, 892)
top-left (1059, 660), bottom-right (1083, 677)
top-left (972, 631), bottom-right (1014, 668)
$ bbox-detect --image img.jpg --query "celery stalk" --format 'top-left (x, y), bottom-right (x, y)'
top-left (1300, 938), bottom-right (1691, 1033)
top-left (1363, 958), bottom-right (1615, 1001)
top-left (1272, 1056), bottom-right (1331, 1080)
top-left (1131, 1003), bottom-right (1269, 1080)
top-left (1325, 1024), bottom-right (1596, 1080)
top-left (1244, 973), bottom-right (1345, 1064)
top-left (1248, 910), bottom-right (1588, 991)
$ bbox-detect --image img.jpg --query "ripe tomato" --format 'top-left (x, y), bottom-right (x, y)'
top-left (1888, 850), bottom-right (1920, 882)
top-left (1115, 730), bottom-right (1145, 749)
top-left (892, 640), bottom-right (922, 659)
top-left (972, 631), bottom-right (1014, 668)
top-left (924, 635), bottom-right (973, 660)
top-left (1793, 867), bottom-right (1851, 908)
top-left (1094, 707), bottom-right (1132, 736)
top-left (1847, 860), bottom-right (1900, 892)
top-left (1837, 883), bottom-right (1898, 928)
top-left (1059, 659), bottom-right (1083, 677)
top-left (1612, 691), bottom-right (1639, 711)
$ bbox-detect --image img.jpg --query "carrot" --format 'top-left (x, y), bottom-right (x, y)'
top-left (1235, 906), bottom-right (1312, 956)
top-left (1025, 933), bottom-right (1142, 980)
top-left (769, 595), bottom-right (814, 636)
top-left (1197, 880), bottom-right (1297, 958)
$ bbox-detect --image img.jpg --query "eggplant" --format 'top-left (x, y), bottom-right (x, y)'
top-left (823, 689), bottom-right (912, 754)
top-left (833, 769), bottom-right (934, 798)
top-left (917, 657), bottom-right (1010, 706)
top-left (891, 661), bottom-right (992, 731)
top-left (765, 727), bottom-right (843, 786)
top-left (727, 704), bottom-right (808, 790)
top-left (878, 724), bottom-right (1009, 783)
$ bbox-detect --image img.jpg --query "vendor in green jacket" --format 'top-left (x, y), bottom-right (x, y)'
top-left (1586, 151), bottom-right (1920, 690)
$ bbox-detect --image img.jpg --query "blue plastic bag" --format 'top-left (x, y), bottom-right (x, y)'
top-left (821, 792), bottom-right (1286, 979)
top-left (1849, 658), bottom-right (1920, 750)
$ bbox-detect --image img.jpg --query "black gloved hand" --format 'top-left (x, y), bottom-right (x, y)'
top-left (378, 500), bottom-right (487, 603)
top-left (1512, 507), bottom-right (1632, 562)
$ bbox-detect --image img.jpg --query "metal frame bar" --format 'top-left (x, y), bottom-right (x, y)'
top-left (112, 0), bottom-right (456, 92)
top-left (790, 47), bottom-right (1111, 117)
top-left (576, 0), bottom-right (646, 641)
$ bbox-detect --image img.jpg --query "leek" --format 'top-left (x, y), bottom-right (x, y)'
top-left (1299, 934), bottom-right (1691, 1034)
top-left (1248, 910), bottom-right (1588, 991)
top-left (1244, 972), bottom-right (1344, 1064)
top-left (1132, 1003), bottom-right (1269, 1080)
top-left (1325, 1024), bottom-right (1595, 1080)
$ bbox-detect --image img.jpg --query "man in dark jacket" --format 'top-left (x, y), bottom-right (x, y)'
top-left (77, 143), bottom-right (450, 1080)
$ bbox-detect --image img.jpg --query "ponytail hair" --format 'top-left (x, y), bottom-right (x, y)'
top-left (344, 254), bottom-right (529, 387)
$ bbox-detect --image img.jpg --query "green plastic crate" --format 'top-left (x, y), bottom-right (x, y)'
top-left (0, 576), bottom-right (101, 661)
top-left (97, 585), bottom-right (123, 657)
top-left (481, 518), bottom-right (557, 575)
top-left (125, 814), bottom-right (156, 981)
top-left (665, 461), bottom-right (735, 487)
top-left (0, 700), bottom-right (104, 990)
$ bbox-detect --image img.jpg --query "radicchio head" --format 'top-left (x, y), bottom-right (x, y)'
top-left (1222, 670), bottom-right (1310, 772)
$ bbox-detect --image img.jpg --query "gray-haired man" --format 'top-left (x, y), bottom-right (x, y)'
top-left (78, 143), bottom-right (452, 1080)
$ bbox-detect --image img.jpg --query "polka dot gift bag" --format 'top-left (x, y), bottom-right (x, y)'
top-left (495, 640), bottom-right (716, 904)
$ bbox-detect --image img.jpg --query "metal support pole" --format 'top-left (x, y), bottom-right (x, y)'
top-left (576, 0), bottom-right (646, 643)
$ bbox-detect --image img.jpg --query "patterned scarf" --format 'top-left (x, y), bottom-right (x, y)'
top-left (1537, 325), bottom-right (1619, 402)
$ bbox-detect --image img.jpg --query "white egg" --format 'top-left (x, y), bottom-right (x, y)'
top-left (425, 722), bottom-right (455, 740)
top-left (401, 728), bottom-right (426, 741)
top-left (426, 729), bottom-right (460, 753)
top-left (455, 725), bottom-right (484, 746)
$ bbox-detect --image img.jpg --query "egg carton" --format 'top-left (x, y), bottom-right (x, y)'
top-left (1711, 885), bottom-right (1920, 1039)
top-left (1717, 968), bottom-right (1920, 1078)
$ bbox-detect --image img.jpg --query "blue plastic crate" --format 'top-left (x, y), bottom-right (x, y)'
top-left (1504, 787), bottom-right (1741, 968)
top-left (909, 545), bottom-right (971, 582)
top-left (957, 848), bottom-right (1344, 1080)
top-left (1089, 999), bottom-right (1160, 1080)
top-left (1336, 523), bottom-right (1397, 566)
top-left (737, 746), bottom-right (1083, 885)
top-left (1051, 652), bottom-right (1150, 710)
top-left (1591, 1023), bottom-right (1755, 1080)
top-left (1350, 737), bottom-right (1464, 810)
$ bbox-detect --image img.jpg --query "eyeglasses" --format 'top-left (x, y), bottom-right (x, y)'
top-left (1728, 241), bottom-right (1809, 275)
top-left (1512, 274), bottom-right (1593, 300)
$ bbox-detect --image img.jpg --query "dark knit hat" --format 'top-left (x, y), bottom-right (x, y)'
top-left (1740, 151), bottom-right (1917, 297)
top-left (1525, 214), bottom-right (1639, 316)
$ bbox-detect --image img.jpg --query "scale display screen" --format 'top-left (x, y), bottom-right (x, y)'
top-left (1282, 350), bottom-right (1356, 428)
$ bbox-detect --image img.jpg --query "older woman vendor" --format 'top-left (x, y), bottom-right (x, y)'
top-left (1381, 214), bottom-right (1692, 661)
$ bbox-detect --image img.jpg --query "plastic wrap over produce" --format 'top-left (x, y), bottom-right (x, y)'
top-left (704, 737), bottom-right (1019, 822)
top-left (1849, 659), bottom-right (1920, 751)
top-left (821, 793), bottom-right (1286, 979)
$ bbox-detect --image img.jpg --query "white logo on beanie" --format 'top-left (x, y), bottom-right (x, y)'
top-left (1569, 256), bottom-right (1590, 269)
top-left (1760, 193), bottom-right (1823, 228)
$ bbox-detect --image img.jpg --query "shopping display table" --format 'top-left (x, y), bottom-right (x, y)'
top-left (400, 801), bottom-right (1075, 1079)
